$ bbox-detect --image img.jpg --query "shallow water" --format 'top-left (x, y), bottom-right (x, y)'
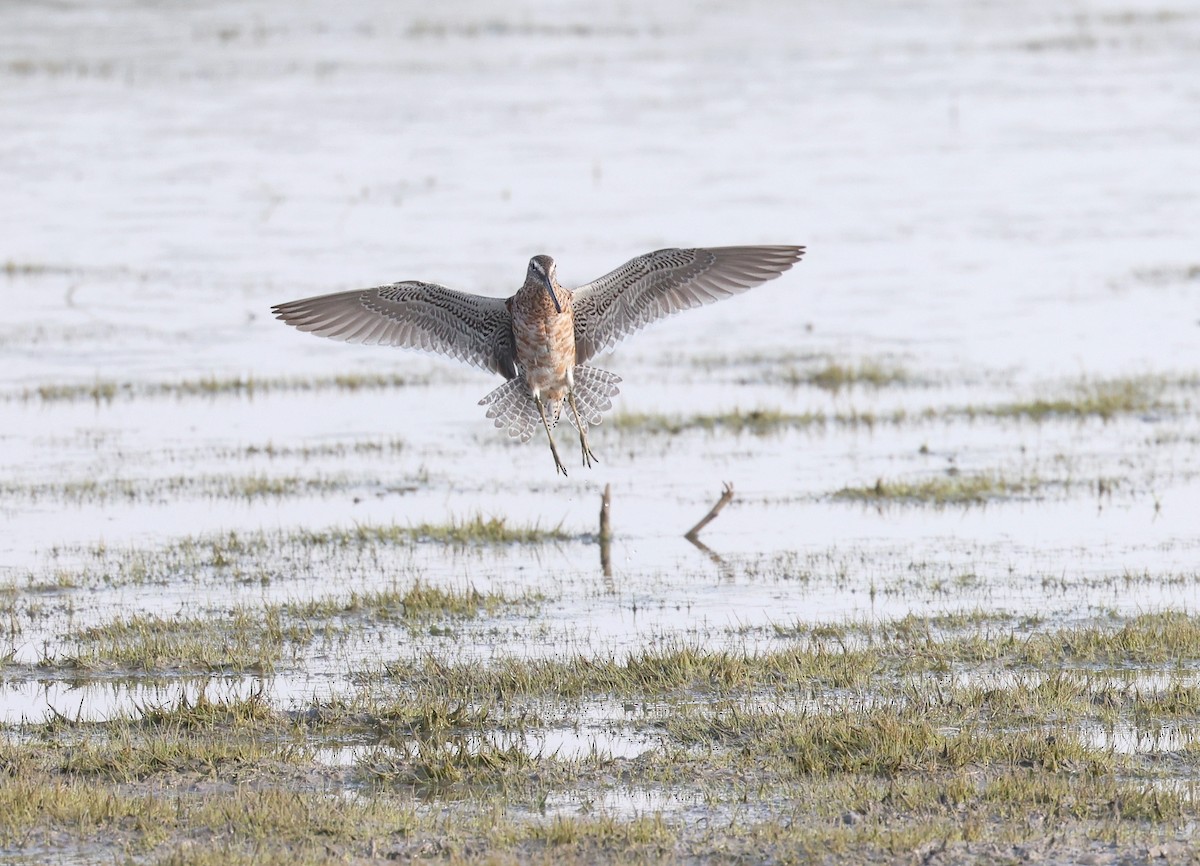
top-left (3, 0), bottom-right (1200, 723)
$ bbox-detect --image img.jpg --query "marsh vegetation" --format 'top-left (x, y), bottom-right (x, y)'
top-left (5, 0), bottom-right (1200, 863)
top-left (5, 340), bottom-right (1199, 863)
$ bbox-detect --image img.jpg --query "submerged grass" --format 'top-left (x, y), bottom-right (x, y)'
top-left (2, 473), bottom-right (363, 504)
top-left (611, 407), bottom-right (879, 435)
top-left (33, 581), bottom-right (543, 674)
top-left (227, 438), bottom-right (406, 460)
top-left (18, 519), bottom-right (572, 594)
top-left (409, 514), bottom-right (571, 545)
top-left (783, 360), bottom-right (911, 391)
top-left (983, 377), bottom-right (1171, 422)
top-left (377, 612), bottom-right (1200, 709)
top-left (832, 472), bottom-right (1043, 505)
top-left (285, 580), bottom-right (542, 623)
top-left (613, 374), bottom-right (1192, 436)
top-left (71, 513), bottom-right (567, 544)
top-left (3, 260), bottom-right (77, 276)
top-left (295, 515), bottom-right (572, 546)
top-left (9, 372), bottom-right (434, 403)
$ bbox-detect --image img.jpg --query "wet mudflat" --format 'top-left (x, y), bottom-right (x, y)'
top-left (3, 0), bottom-right (1200, 863)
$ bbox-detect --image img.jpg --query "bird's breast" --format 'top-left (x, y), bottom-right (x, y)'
top-left (513, 294), bottom-right (576, 399)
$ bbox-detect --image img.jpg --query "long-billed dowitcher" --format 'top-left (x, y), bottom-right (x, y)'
top-left (272, 245), bottom-right (804, 475)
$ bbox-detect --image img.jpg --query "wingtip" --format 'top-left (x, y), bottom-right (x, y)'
top-left (270, 301), bottom-right (300, 322)
top-left (771, 244), bottom-right (806, 268)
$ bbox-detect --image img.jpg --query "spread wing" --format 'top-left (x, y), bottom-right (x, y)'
top-left (271, 281), bottom-right (517, 379)
top-left (571, 246), bottom-right (805, 364)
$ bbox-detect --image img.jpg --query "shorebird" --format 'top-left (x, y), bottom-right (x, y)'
top-left (272, 245), bottom-right (804, 475)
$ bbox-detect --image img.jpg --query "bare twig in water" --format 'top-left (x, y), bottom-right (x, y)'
top-left (599, 483), bottom-right (613, 577)
top-left (684, 482), bottom-right (734, 541)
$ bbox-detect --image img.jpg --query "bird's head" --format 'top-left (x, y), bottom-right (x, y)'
top-left (527, 255), bottom-right (562, 314)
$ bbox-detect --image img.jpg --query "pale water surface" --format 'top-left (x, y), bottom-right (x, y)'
top-left (2, 0), bottom-right (1200, 721)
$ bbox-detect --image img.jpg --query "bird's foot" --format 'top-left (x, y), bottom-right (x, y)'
top-left (546, 437), bottom-right (568, 476)
top-left (567, 392), bottom-right (598, 469)
top-left (579, 437), bottom-right (599, 469)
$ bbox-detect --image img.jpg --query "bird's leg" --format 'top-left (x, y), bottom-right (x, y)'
top-left (535, 395), bottom-right (568, 476)
top-left (567, 391), bottom-right (599, 468)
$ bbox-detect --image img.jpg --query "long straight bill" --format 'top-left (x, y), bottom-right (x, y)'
top-left (543, 277), bottom-right (563, 314)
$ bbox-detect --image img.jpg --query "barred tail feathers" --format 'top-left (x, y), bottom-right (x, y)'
top-left (479, 366), bottom-right (620, 440)
top-left (478, 376), bottom-right (543, 443)
top-left (563, 365), bottom-right (622, 432)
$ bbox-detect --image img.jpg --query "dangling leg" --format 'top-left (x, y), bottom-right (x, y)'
top-left (567, 391), bottom-right (599, 468)
top-left (535, 395), bottom-right (568, 476)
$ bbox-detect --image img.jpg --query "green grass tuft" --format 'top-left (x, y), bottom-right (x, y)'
top-left (832, 472), bottom-right (1041, 505)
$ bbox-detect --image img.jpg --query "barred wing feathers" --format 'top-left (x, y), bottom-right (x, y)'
top-left (272, 281), bottom-right (517, 379)
top-left (571, 246), bottom-right (804, 364)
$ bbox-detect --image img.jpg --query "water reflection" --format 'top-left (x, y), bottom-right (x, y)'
top-left (0, 674), bottom-right (321, 726)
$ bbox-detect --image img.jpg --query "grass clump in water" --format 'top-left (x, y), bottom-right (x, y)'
top-left (3, 473), bottom-right (355, 504)
top-left (1014, 611), bottom-right (1200, 666)
top-left (984, 376), bottom-right (1168, 421)
top-left (297, 515), bottom-right (572, 547)
top-left (384, 643), bottom-right (880, 702)
top-left (31, 380), bottom-right (120, 403)
top-left (364, 738), bottom-right (545, 787)
top-left (408, 514), bottom-right (571, 545)
top-left (130, 689), bottom-right (280, 730)
top-left (11, 372), bottom-right (430, 403)
top-left (3, 260), bottom-right (73, 276)
top-left (56, 730), bottom-right (299, 782)
top-left (661, 703), bottom-right (1111, 777)
top-left (46, 608), bottom-right (296, 674)
top-left (614, 408), bottom-right (833, 436)
top-left (523, 814), bottom-right (674, 848)
top-left (786, 360), bottom-right (910, 391)
top-left (286, 580), bottom-right (540, 624)
top-left (833, 472), bottom-right (1041, 506)
top-left (388, 581), bottom-right (513, 618)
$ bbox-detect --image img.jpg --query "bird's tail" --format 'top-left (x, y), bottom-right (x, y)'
top-left (479, 375), bottom-right (545, 443)
top-left (563, 366), bottom-right (622, 431)
top-left (478, 366), bottom-right (621, 442)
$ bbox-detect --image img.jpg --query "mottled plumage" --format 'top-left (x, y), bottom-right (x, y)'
top-left (272, 245), bottom-right (805, 475)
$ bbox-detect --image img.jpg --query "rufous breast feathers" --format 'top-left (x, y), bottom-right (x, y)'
top-left (512, 288), bottom-right (576, 398)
